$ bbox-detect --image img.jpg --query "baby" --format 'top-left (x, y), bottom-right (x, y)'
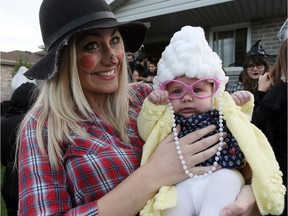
top-left (138, 26), bottom-right (285, 216)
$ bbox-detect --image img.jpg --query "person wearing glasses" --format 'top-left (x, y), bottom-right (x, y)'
top-left (138, 26), bottom-right (285, 216)
top-left (227, 40), bottom-right (270, 94)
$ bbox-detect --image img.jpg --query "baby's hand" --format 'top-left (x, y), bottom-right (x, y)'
top-left (231, 90), bottom-right (252, 106)
top-left (148, 90), bottom-right (169, 105)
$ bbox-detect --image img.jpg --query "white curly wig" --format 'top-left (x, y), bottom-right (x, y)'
top-left (153, 26), bottom-right (229, 94)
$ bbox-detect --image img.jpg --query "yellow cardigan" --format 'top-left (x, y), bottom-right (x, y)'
top-left (138, 91), bottom-right (286, 216)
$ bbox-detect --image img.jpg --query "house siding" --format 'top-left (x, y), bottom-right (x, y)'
top-left (1, 51), bottom-right (43, 101)
top-left (0, 64), bottom-right (14, 101)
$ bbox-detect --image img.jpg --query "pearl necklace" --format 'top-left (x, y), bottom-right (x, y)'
top-left (168, 95), bottom-right (224, 178)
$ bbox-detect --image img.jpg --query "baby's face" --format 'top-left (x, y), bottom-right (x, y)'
top-left (169, 76), bottom-right (214, 118)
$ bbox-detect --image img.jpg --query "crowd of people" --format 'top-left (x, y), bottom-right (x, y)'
top-left (1, 0), bottom-right (287, 215)
top-left (127, 53), bottom-right (159, 83)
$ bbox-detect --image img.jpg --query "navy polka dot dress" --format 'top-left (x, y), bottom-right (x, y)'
top-left (175, 109), bottom-right (245, 168)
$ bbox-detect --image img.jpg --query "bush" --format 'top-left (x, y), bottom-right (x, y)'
top-left (13, 56), bottom-right (31, 77)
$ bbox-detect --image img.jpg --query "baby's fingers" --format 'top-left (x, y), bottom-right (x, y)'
top-left (231, 91), bottom-right (251, 106)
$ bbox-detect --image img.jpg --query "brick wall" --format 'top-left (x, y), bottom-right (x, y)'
top-left (251, 17), bottom-right (285, 56)
top-left (224, 67), bottom-right (243, 90)
top-left (0, 64), bottom-right (14, 101)
top-left (1, 50), bottom-right (44, 102)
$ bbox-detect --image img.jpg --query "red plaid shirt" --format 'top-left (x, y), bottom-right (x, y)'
top-left (18, 83), bottom-right (153, 216)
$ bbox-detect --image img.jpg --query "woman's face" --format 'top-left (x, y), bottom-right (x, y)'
top-left (132, 70), bottom-right (140, 82)
top-left (245, 61), bottom-right (266, 80)
top-left (76, 28), bottom-right (125, 98)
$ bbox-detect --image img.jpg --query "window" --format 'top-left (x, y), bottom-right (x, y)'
top-left (210, 25), bottom-right (250, 67)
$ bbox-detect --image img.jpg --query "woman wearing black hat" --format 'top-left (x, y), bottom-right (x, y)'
top-left (228, 40), bottom-right (271, 94)
top-left (16, 0), bottom-right (259, 215)
top-left (252, 38), bottom-right (288, 216)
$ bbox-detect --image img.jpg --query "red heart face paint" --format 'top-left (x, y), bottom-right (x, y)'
top-left (79, 55), bottom-right (96, 71)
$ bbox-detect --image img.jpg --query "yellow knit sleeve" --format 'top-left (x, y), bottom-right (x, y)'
top-left (137, 98), bottom-right (168, 141)
top-left (138, 99), bottom-right (178, 215)
top-left (215, 92), bottom-right (286, 215)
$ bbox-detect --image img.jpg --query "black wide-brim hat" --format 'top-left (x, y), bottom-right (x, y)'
top-left (24, 0), bottom-right (150, 80)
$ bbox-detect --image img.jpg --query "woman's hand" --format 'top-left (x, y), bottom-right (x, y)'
top-left (258, 73), bottom-right (271, 92)
top-left (146, 125), bottom-right (224, 187)
top-left (221, 185), bottom-right (260, 216)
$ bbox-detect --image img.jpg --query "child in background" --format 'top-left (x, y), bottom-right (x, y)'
top-left (138, 26), bottom-right (285, 216)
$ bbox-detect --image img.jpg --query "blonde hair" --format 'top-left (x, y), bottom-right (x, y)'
top-left (17, 37), bottom-right (130, 168)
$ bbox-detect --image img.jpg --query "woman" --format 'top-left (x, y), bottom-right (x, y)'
top-left (252, 39), bottom-right (287, 216)
top-left (17, 0), bottom-right (258, 215)
top-left (131, 69), bottom-right (141, 83)
top-left (228, 40), bottom-right (270, 94)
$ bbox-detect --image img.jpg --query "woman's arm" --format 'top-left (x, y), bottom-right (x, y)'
top-left (18, 118), bottom-right (101, 216)
top-left (98, 125), bottom-right (221, 216)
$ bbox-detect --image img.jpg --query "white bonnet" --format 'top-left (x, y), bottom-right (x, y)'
top-left (153, 26), bottom-right (228, 93)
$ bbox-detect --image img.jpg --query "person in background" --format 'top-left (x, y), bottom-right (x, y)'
top-left (130, 68), bottom-right (141, 83)
top-left (143, 60), bottom-right (158, 83)
top-left (252, 27), bottom-right (287, 216)
top-left (228, 40), bottom-right (270, 94)
top-left (1, 82), bottom-right (39, 216)
top-left (127, 53), bottom-right (135, 68)
top-left (126, 53), bottom-right (135, 82)
top-left (16, 0), bottom-right (261, 215)
top-left (138, 26), bottom-right (285, 216)
top-left (135, 55), bottom-right (149, 81)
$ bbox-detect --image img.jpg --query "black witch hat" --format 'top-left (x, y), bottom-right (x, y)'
top-left (246, 40), bottom-right (267, 57)
top-left (228, 40), bottom-right (269, 66)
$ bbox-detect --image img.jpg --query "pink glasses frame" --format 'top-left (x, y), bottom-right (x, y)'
top-left (159, 77), bottom-right (221, 100)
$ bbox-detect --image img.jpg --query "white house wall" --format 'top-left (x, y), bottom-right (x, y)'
top-left (112, 0), bottom-right (233, 22)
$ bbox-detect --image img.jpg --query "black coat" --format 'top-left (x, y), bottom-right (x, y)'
top-left (252, 82), bottom-right (287, 185)
top-left (1, 83), bottom-right (39, 216)
top-left (1, 82), bottom-right (38, 165)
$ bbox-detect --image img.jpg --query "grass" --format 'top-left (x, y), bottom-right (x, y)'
top-left (1, 165), bottom-right (8, 216)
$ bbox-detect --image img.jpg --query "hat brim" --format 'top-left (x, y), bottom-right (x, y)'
top-left (25, 20), bottom-right (150, 80)
top-left (77, 19), bottom-right (150, 53)
top-left (24, 45), bottom-right (60, 80)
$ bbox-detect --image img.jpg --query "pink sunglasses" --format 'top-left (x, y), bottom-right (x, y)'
top-left (159, 77), bottom-right (220, 100)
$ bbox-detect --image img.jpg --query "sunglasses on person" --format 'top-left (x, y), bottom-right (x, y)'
top-left (159, 77), bottom-right (220, 100)
top-left (247, 64), bottom-right (265, 70)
